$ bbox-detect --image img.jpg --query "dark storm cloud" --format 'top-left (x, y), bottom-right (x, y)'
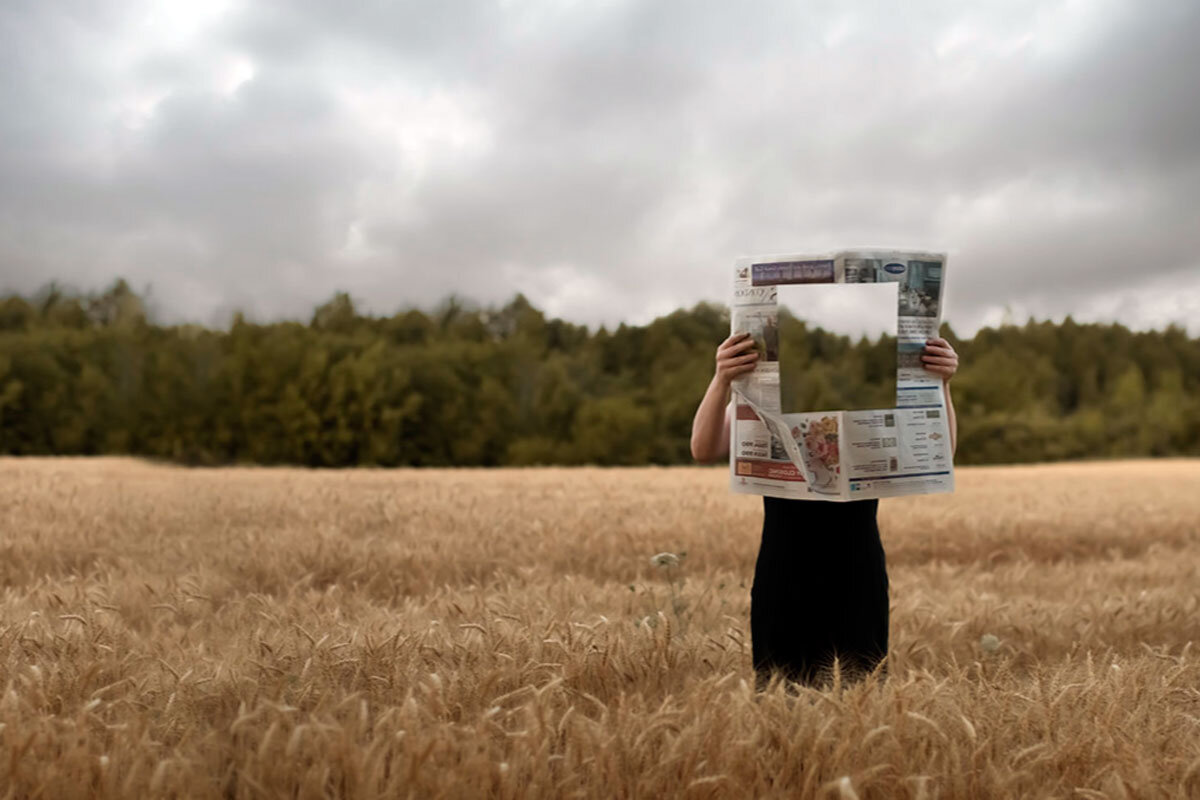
top-left (1, 0), bottom-right (1198, 333)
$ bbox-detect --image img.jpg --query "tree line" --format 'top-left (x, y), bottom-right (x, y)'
top-left (1, 280), bottom-right (1197, 466)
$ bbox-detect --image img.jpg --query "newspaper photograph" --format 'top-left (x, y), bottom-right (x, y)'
top-left (729, 249), bottom-right (954, 501)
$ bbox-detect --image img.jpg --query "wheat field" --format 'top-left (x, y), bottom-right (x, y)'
top-left (1, 458), bottom-right (1199, 799)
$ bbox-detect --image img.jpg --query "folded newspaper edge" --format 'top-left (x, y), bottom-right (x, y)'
top-left (728, 249), bottom-right (956, 502)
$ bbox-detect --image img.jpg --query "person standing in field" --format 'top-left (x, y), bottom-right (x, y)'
top-left (690, 332), bottom-right (959, 690)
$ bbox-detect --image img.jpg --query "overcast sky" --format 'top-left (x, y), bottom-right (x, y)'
top-left (2, 0), bottom-right (1198, 336)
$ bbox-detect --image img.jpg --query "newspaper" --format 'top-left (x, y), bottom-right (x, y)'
top-left (729, 249), bottom-right (954, 501)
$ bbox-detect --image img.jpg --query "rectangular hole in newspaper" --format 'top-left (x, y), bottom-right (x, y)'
top-left (777, 282), bottom-right (898, 413)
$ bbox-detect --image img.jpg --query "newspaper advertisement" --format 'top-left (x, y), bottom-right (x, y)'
top-left (729, 250), bottom-right (954, 501)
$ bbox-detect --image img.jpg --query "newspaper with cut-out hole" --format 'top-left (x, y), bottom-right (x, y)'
top-left (729, 249), bottom-right (955, 501)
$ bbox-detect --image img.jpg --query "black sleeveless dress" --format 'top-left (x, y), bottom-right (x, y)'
top-left (751, 496), bottom-right (889, 688)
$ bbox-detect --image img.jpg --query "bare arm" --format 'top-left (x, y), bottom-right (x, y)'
top-left (922, 336), bottom-right (960, 457)
top-left (690, 376), bottom-right (733, 463)
top-left (943, 380), bottom-right (958, 457)
top-left (691, 333), bottom-right (758, 463)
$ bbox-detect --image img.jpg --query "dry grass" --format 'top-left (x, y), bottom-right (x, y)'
top-left (2, 457), bottom-right (1199, 799)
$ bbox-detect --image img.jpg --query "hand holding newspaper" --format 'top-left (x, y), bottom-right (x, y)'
top-left (729, 249), bottom-right (955, 501)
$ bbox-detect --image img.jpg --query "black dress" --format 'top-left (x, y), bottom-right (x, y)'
top-left (751, 496), bottom-right (889, 689)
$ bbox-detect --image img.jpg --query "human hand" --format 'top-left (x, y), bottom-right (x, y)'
top-left (715, 332), bottom-right (759, 386)
top-left (922, 337), bottom-right (959, 382)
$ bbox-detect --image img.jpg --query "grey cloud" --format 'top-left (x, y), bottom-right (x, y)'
top-left (1, 0), bottom-right (1198, 334)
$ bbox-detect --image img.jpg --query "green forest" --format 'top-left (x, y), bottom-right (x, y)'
top-left (1, 280), bottom-right (1198, 466)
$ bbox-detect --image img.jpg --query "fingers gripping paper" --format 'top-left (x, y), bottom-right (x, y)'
top-left (729, 250), bottom-right (955, 501)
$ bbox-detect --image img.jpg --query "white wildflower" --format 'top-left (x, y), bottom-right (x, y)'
top-left (650, 552), bottom-right (680, 569)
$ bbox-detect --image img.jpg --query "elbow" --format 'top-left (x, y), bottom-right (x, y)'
top-left (690, 436), bottom-right (716, 464)
top-left (691, 442), bottom-right (727, 465)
